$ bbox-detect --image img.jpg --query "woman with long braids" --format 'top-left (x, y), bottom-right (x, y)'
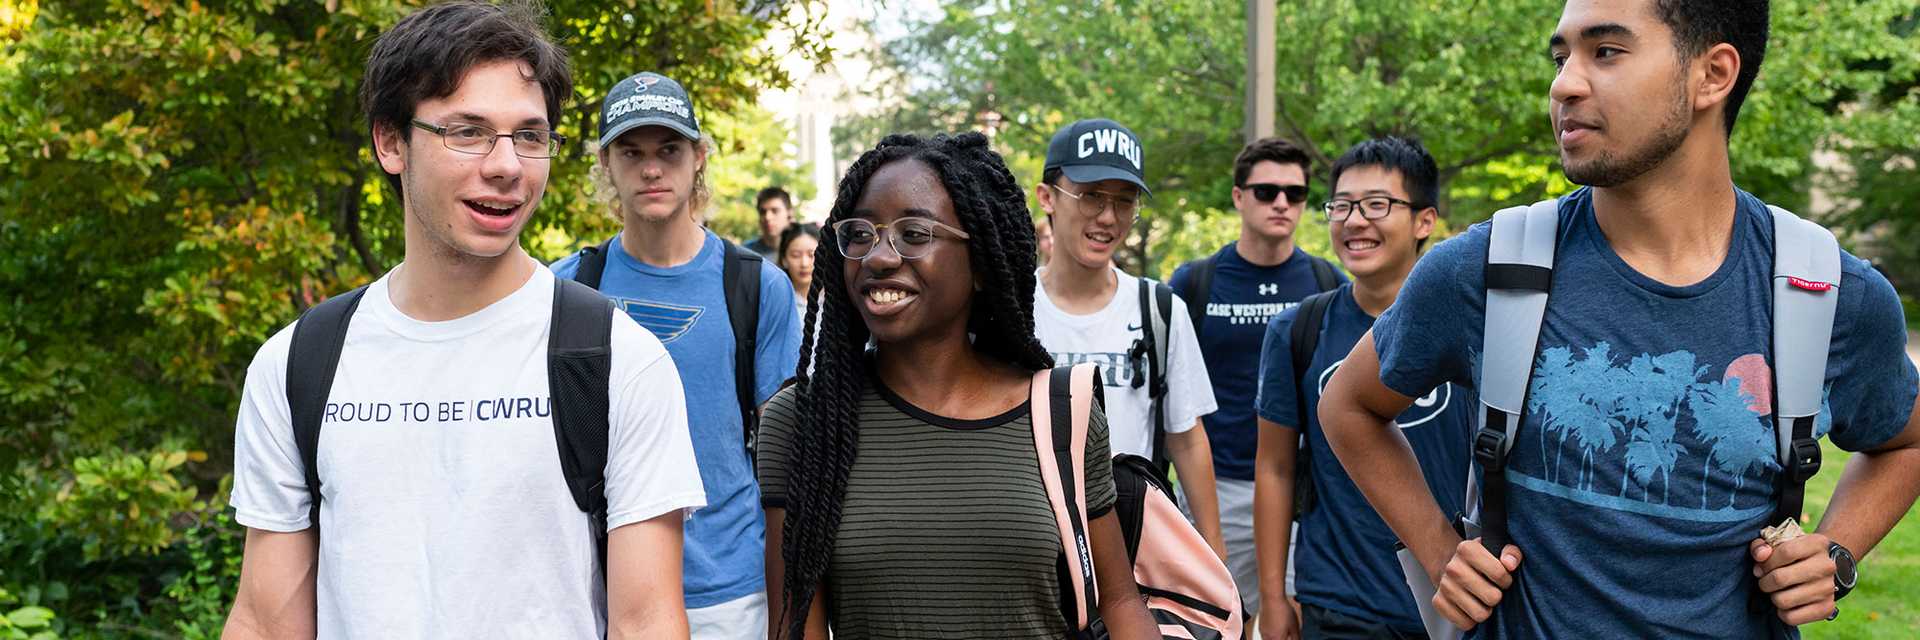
top-left (756, 133), bottom-right (1157, 639)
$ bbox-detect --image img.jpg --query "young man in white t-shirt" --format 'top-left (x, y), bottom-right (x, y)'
top-left (221, 4), bottom-right (706, 638)
top-left (1032, 118), bottom-right (1225, 559)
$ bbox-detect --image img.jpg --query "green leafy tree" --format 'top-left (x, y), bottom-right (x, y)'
top-left (839, 0), bottom-right (1919, 279)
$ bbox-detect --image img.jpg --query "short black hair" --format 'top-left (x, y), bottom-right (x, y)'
top-left (360, 0), bottom-right (572, 202)
top-left (1041, 167), bottom-right (1063, 188)
top-left (1329, 137), bottom-right (1440, 249)
top-left (1234, 137), bottom-right (1313, 187)
top-left (757, 186), bottom-right (794, 213)
top-left (1652, 0), bottom-right (1769, 136)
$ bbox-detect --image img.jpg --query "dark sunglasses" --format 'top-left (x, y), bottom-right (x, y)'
top-left (1245, 183), bottom-right (1309, 205)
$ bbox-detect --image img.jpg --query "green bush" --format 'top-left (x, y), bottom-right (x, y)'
top-left (39, 451), bottom-right (198, 562)
top-left (0, 588), bottom-right (61, 640)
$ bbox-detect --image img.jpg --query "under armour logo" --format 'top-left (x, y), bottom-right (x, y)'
top-left (1258, 284), bottom-right (1279, 296)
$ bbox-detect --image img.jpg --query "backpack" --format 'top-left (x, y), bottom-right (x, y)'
top-left (1130, 277), bottom-right (1176, 481)
top-left (1033, 364), bottom-right (1246, 640)
top-left (571, 236), bottom-right (764, 453)
top-left (1455, 197), bottom-right (1839, 635)
top-left (1283, 289), bottom-right (1342, 516)
top-left (286, 278), bottom-right (618, 578)
top-left (1173, 246), bottom-right (1341, 338)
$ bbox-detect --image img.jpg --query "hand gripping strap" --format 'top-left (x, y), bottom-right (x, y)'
top-left (1768, 206), bottom-right (1840, 525)
top-left (1034, 364), bottom-right (1100, 631)
top-left (1475, 198), bottom-right (1560, 555)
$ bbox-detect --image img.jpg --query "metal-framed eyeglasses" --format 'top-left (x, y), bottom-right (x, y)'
top-left (1322, 196), bottom-right (1419, 223)
top-left (1048, 183), bottom-right (1141, 222)
top-left (411, 120), bottom-right (566, 159)
top-left (830, 217), bottom-right (971, 260)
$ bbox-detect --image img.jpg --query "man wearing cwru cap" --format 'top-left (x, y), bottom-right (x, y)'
top-left (551, 71), bottom-right (801, 640)
top-left (1031, 118), bottom-right (1226, 559)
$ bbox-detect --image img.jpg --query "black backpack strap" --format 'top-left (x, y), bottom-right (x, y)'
top-left (548, 278), bottom-right (615, 579)
top-left (721, 240), bottom-right (764, 454)
top-left (285, 285), bottom-right (371, 533)
top-left (1308, 254), bottom-right (1340, 292)
top-left (1133, 278), bottom-right (1175, 482)
top-left (1109, 454), bottom-right (1154, 564)
top-left (1174, 253), bottom-right (1218, 340)
top-left (571, 238), bottom-right (616, 290)
top-left (1286, 289), bottom-right (1338, 515)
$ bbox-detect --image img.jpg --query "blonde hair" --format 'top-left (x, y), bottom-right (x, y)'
top-left (590, 131), bottom-right (715, 221)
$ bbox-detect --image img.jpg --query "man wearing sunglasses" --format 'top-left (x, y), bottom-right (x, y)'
top-left (1032, 118), bottom-right (1227, 561)
top-left (1169, 137), bottom-right (1346, 623)
top-left (550, 71), bottom-right (802, 640)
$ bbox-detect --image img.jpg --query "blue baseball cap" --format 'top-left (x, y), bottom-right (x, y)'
top-left (598, 72), bottom-right (700, 146)
top-left (1044, 118), bottom-right (1150, 195)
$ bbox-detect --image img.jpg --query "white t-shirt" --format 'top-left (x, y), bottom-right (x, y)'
top-left (230, 268), bottom-right (706, 639)
top-left (1033, 266), bottom-right (1218, 459)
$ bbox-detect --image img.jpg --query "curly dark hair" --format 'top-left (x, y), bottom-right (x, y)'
top-left (778, 132), bottom-right (1054, 637)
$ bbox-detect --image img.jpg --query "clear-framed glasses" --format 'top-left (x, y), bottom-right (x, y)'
top-left (830, 217), bottom-right (971, 260)
top-left (1322, 196), bottom-right (1416, 222)
top-left (411, 120), bottom-right (566, 159)
top-left (1048, 183), bottom-right (1141, 222)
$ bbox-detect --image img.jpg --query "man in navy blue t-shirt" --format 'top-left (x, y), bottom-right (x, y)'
top-left (1320, 2), bottom-right (1920, 638)
top-left (1254, 137), bottom-right (1470, 639)
top-left (1170, 137), bottom-right (1344, 622)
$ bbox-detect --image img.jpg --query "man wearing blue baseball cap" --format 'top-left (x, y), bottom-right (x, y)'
top-left (552, 71), bottom-right (801, 640)
top-left (1030, 118), bottom-right (1226, 559)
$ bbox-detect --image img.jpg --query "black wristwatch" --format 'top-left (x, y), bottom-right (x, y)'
top-left (1829, 541), bottom-right (1858, 601)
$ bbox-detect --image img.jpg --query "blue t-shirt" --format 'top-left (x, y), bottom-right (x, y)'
top-left (1172, 244), bottom-right (1345, 481)
top-left (1256, 284), bottom-right (1474, 631)
top-left (550, 230), bottom-right (802, 608)
top-left (1372, 187), bottom-right (1918, 639)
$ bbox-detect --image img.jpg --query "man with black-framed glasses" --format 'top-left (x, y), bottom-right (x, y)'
top-left (1031, 118), bottom-right (1227, 563)
top-left (1168, 137), bottom-right (1346, 625)
top-left (1253, 137), bottom-right (1467, 640)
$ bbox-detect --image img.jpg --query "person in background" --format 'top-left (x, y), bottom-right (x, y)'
top-left (778, 223), bottom-right (821, 323)
top-left (1253, 137), bottom-right (1469, 639)
top-left (1031, 118), bottom-right (1225, 559)
top-left (746, 186), bottom-right (795, 259)
top-left (550, 70), bottom-right (801, 640)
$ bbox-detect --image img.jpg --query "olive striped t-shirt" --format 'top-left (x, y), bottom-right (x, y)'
top-left (757, 378), bottom-right (1116, 639)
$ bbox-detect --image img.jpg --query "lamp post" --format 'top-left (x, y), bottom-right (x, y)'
top-left (1244, 0), bottom-right (1275, 143)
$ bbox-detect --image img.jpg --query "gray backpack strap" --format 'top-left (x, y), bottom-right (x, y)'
top-left (1471, 198), bottom-right (1560, 555)
top-left (1767, 205), bottom-right (1840, 527)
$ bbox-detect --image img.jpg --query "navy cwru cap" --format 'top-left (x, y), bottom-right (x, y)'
top-left (1044, 118), bottom-right (1150, 195)
top-left (598, 71), bottom-right (700, 147)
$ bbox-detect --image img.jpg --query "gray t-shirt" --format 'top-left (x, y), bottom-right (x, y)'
top-left (758, 375), bottom-right (1116, 639)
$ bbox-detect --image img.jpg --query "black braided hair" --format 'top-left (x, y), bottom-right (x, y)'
top-left (779, 132), bottom-right (1053, 637)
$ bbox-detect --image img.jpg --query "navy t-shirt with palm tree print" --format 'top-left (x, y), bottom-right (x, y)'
top-left (1370, 187), bottom-right (1918, 639)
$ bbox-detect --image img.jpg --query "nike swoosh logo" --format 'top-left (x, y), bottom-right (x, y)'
top-left (1126, 323), bottom-right (1143, 332)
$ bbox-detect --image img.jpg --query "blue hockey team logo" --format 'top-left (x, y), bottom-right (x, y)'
top-left (616, 299), bottom-right (704, 343)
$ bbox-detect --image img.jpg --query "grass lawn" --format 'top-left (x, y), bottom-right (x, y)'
top-left (1800, 440), bottom-right (1920, 638)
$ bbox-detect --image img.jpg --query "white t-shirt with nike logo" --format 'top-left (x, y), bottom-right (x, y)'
top-left (1033, 265), bottom-right (1217, 459)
